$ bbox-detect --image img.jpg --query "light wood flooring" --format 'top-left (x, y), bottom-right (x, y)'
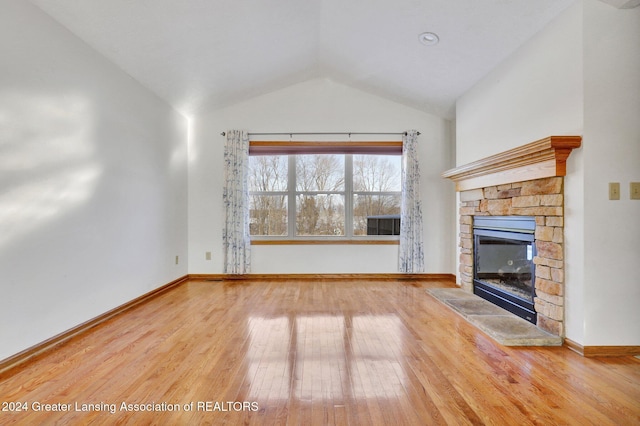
top-left (0, 279), bottom-right (638, 425)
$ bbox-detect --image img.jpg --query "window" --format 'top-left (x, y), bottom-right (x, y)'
top-left (248, 141), bottom-right (402, 242)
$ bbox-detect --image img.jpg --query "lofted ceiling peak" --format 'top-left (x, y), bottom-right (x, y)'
top-left (29, 0), bottom-right (577, 119)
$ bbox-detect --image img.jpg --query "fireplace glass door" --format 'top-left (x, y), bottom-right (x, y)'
top-left (475, 233), bottom-right (534, 303)
top-left (473, 216), bottom-right (537, 323)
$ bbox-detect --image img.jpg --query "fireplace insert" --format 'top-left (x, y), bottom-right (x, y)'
top-left (473, 216), bottom-right (537, 324)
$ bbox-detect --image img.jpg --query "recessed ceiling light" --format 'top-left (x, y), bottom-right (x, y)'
top-left (418, 32), bottom-right (439, 46)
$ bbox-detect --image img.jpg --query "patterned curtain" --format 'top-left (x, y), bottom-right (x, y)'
top-left (399, 130), bottom-right (425, 273)
top-left (223, 130), bottom-right (251, 274)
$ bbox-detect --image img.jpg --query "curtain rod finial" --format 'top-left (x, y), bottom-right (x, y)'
top-left (221, 132), bottom-right (226, 136)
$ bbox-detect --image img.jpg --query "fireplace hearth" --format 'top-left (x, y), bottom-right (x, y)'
top-left (473, 216), bottom-right (537, 324)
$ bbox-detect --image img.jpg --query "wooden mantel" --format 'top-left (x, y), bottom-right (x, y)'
top-left (442, 136), bottom-right (582, 191)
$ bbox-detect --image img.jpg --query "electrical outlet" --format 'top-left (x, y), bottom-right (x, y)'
top-left (206, 251), bottom-right (212, 260)
top-left (175, 255), bottom-right (179, 265)
top-left (630, 182), bottom-right (640, 200)
top-left (609, 182), bottom-right (620, 200)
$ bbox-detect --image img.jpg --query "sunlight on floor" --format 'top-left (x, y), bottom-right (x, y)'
top-left (247, 314), bottom-right (405, 402)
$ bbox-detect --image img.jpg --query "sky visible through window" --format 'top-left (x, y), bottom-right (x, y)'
top-left (249, 153), bottom-right (401, 238)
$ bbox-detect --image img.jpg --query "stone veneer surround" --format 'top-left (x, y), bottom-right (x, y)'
top-left (458, 176), bottom-right (565, 336)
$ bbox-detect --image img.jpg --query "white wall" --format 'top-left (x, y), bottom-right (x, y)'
top-left (582, 0), bottom-right (640, 345)
top-left (189, 78), bottom-right (454, 274)
top-left (455, 3), bottom-right (584, 164)
top-left (0, 1), bottom-right (188, 361)
top-left (456, 0), bottom-right (640, 346)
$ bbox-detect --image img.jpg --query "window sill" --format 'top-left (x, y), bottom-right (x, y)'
top-left (251, 239), bottom-right (399, 245)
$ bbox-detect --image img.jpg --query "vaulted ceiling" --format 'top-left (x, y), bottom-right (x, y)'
top-left (30, 0), bottom-right (578, 119)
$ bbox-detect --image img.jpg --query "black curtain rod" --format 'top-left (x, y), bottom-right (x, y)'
top-left (220, 131), bottom-right (420, 136)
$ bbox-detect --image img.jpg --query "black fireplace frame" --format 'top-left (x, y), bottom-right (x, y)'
top-left (473, 216), bottom-right (537, 324)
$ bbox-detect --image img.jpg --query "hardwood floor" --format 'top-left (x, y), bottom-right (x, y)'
top-left (1, 279), bottom-right (638, 425)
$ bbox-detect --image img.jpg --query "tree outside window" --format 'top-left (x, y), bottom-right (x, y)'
top-left (249, 147), bottom-right (401, 240)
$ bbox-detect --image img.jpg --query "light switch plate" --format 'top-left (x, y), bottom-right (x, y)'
top-left (609, 182), bottom-right (620, 200)
top-left (631, 182), bottom-right (640, 200)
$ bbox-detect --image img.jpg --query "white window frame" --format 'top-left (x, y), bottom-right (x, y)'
top-left (249, 141), bottom-right (402, 243)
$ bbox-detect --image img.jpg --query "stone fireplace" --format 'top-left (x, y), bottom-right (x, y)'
top-left (442, 136), bottom-right (581, 337)
top-left (458, 176), bottom-right (564, 334)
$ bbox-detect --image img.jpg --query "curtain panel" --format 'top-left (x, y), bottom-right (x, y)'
top-left (223, 130), bottom-right (251, 274)
top-left (399, 130), bottom-right (425, 273)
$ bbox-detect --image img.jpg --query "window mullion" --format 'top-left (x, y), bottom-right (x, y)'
top-left (345, 154), bottom-right (353, 238)
top-left (288, 155), bottom-right (296, 238)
